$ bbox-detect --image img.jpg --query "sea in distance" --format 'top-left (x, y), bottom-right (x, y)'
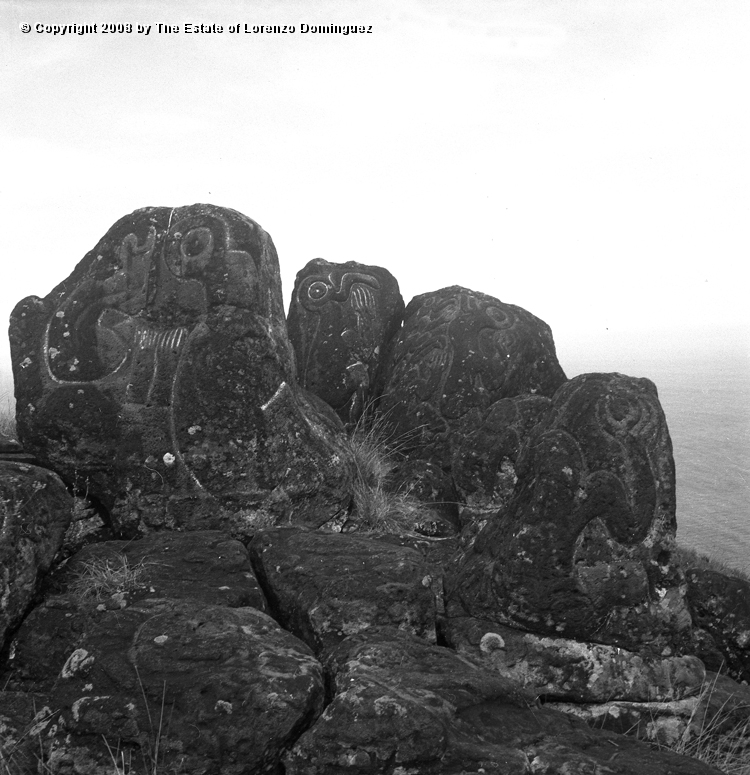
top-left (563, 328), bottom-right (750, 574)
top-left (0, 328), bottom-right (747, 571)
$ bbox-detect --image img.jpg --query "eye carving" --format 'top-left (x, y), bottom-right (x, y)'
top-left (308, 281), bottom-right (329, 301)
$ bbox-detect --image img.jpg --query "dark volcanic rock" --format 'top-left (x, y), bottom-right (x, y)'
top-left (377, 286), bottom-right (567, 472)
top-left (447, 617), bottom-right (704, 704)
top-left (248, 527), bottom-right (439, 653)
top-left (285, 628), bottom-right (720, 775)
top-left (287, 259), bottom-right (404, 426)
top-left (57, 530), bottom-right (268, 611)
top-left (685, 567), bottom-right (750, 681)
top-left (9, 204), bottom-right (352, 536)
top-left (447, 372), bottom-right (691, 653)
top-left (451, 394), bottom-right (553, 537)
top-left (0, 461), bottom-right (73, 651)
top-left (2, 570), bottom-right (323, 773)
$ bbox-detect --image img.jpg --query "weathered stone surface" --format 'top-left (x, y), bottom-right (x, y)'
top-left (447, 372), bottom-right (691, 653)
top-left (285, 628), bottom-right (720, 775)
top-left (376, 286), bottom-right (567, 471)
top-left (2, 594), bottom-right (323, 774)
top-left (550, 670), bottom-right (750, 747)
top-left (248, 527), bottom-right (438, 653)
top-left (288, 259), bottom-right (404, 426)
top-left (388, 457), bottom-right (460, 530)
top-left (685, 567), bottom-right (750, 681)
top-left (55, 530), bottom-right (268, 611)
top-left (447, 617), bottom-right (704, 704)
top-left (451, 394), bottom-right (553, 539)
top-left (10, 204), bottom-right (352, 536)
top-left (0, 461), bottom-right (72, 651)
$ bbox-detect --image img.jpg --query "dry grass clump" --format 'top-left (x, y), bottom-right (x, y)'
top-left (0, 393), bottom-right (16, 440)
top-left (654, 675), bottom-right (750, 774)
top-left (338, 411), bottom-right (430, 534)
top-left (68, 555), bottom-right (150, 603)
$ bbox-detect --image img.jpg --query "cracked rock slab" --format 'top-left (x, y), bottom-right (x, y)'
top-left (285, 627), bottom-right (722, 775)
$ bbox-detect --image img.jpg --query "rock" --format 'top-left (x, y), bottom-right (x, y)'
top-left (388, 458), bottom-right (460, 530)
top-left (285, 627), bottom-right (721, 775)
top-left (446, 617), bottom-right (705, 704)
top-left (447, 372), bottom-right (691, 653)
top-left (685, 567), bottom-right (750, 681)
top-left (376, 286), bottom-right (567, 471)
top-left (247, 527), bottom-right (439, 653)
top-left (549, 670), bottom-right (750, 747)
top-left (451, 394), bottom-right (553, 539)
top-left (52, 530), bottom-right (268, 611)
top-left (287, 259), bottom-right (404, 426)
top-left (0, 461), bottom-right (73, 651)
top-left (2, 586), bottom-right (323, 773)
top-left (0, 437), bottom-right (22, 455)
top-left (9, 204), bottom-right (352, 536)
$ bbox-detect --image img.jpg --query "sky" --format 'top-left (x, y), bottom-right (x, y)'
top-left (0, 0), bottom-right (748, 397)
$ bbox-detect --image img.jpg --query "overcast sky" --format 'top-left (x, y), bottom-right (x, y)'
top-left (1, 0), bottom-right (748, 395)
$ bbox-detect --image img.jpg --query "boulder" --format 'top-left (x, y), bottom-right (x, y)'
top-left (0, 461), bottom-right (73, 651)
top-left (287, 259), bottom-right (404, 426)
top-left (376, 286), bottom-right (567, 473)
top-left (248, 527), bottom-right (439, 653)
top-left (1, 553), bottom-right (323, 774)
top-left (285, 627), bottom-right (721, 775)
top-left (447, 372), bottom-right (692, 653)
top-left (9, 204), bottom-right (352, 536)
top-left (685, 567), bottom-right (750, 681)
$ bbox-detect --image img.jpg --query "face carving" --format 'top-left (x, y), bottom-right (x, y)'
top-left (287, 259), bottom-right (404, 426)
top-left (11, 205), bottom-right (351, 535)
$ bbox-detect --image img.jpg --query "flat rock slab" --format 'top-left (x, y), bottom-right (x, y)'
top-left (288, 259), bottom-right (404, 426)
top-left (2, 595), bottom-right (323, 774)
top-left (10, 203), bottom-right (352, 535)
top-left (285, 628), bottom-right (721, 775)
top-left (248, 527), bottom-right (438, 653)
top-left (55, 530), bottom-right (268, 611)
top-left (0, 460), bottom-right (73, 651)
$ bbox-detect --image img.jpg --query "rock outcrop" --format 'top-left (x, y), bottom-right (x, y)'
top-left (9, 204), bottom-right (353, 537)
top-left (2, 204), bottom-right (743, 774)
top-left (287, 259), bottom-right (404, 426)
top-left (285, 627), bottom-right (719, 775)
top-left (0, 532), bottom-right (323, 774)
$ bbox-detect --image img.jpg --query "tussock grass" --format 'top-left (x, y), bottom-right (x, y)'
top-left (68, 555), bottom-right (150, 604)
top-left (654, 674), bottom-right (750, 774)
top-left (338, 408), bottom-right (430, 534)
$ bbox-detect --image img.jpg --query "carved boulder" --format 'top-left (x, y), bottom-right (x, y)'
top-left (9, 204), bottom-right (352, 536)
top-left (447, 373), bottom-right (691, 653)
top-left (376, 286), bottom-right (567, 472)
top-left (287, 258), bottom-right (404, 426)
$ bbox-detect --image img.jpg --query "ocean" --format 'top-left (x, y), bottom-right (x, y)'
top-left (565, 341), bottom-right (750, 573)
